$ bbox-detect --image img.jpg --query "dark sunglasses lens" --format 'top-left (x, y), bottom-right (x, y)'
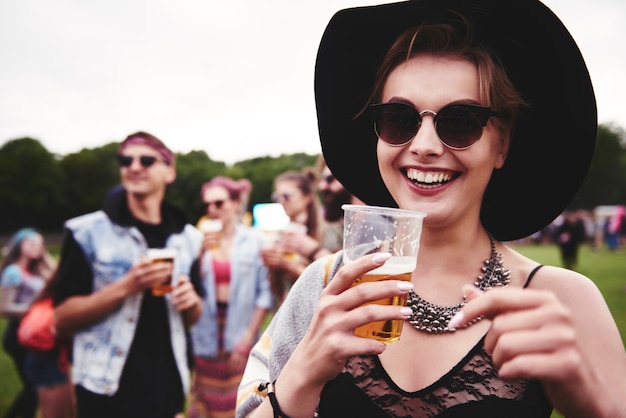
top-left (139, 156), bottom-right (157, 167)
top-left (373, 104), bottom-right (419, 145)
top-left (206, 200), bottom-right (224, 209)
top-left (436, 106), bottom-right (485, 149)
top-left (118, 155), bottom-right (133, 167)
top-left (118, 155), bottom-right (158, 167)
top-left (272, 193), bottom-right (289, 202)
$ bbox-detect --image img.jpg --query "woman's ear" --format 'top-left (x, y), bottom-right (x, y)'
top-left (494, 130), bottom-right (511, 169)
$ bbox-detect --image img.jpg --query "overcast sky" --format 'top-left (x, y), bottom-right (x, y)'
top-left (1, 0), bottom-right (624, 164)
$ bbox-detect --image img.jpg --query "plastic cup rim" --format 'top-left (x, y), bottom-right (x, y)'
top-left (341, 204), bottom-right (426, 219)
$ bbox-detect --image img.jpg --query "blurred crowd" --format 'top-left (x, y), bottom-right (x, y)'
top-left (512, 206), bottom-right (625, 271)
top-left (522, 207), bottom-right (625, 250)
top-left (0, 132), bottom-right (360, 418)
top-left (1, 131), bottom-right (624, 418)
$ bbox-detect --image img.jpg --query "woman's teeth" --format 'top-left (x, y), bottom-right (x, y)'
top-left (406, 168), bottom-right (453, 187)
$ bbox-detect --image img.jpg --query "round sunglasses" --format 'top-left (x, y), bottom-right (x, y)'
top-left (271, 191), bottom-right (297, 203)
top-left (369, 102), bottom-right (501, 150)
top-left (204, 200), bottom-right (225, 209)
top-left (117, 154), bottom-right (161, 168)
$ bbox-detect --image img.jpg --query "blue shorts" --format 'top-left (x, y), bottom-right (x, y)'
top-left (24, 347), bottom-right (70, 388)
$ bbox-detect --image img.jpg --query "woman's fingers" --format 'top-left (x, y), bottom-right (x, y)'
top-left (324, 253), bottom-right (392, 294)
top-left (283, 253), bottom-right (417, 387)
top-left (448, 285), bottom-right (580, 381)
top-left (321, 253), bottom-right (414, 313)
top-left (449, 286), bottom-right (548, 329)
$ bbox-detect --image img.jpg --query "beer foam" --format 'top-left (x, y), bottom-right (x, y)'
top-left (368, 256), bottom-right (415, 275)
top-left (198, 218), bottom-right (223, 233)
top-left (146, 248), bottom-right (177, 260)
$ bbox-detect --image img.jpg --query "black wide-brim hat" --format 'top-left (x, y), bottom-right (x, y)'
top-left (315, 0), bottom-right (597, 241)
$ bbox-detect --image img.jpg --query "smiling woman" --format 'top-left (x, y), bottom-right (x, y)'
top-left (236, 1), bottom-right (626, 417)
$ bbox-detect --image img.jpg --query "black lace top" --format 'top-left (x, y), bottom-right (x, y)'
top-left (318, 266), bottom-right (552, 417)
top-left (318, 340), bottom-right (552, 417)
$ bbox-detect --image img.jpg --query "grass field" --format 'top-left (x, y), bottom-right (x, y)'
top-left (1, 243), bottom-right (624, 416)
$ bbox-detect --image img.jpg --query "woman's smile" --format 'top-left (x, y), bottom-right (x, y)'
top-left (404, 168), bottom-right (458, 189)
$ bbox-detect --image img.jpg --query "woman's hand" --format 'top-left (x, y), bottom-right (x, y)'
top-left (450, 284), bottom-right (626, 418)
top-left (450, 285), bottom-right (579, 381)
top-left (280, 230), bottom-right (318, 257)
top-left (271, 252), bottom-right (414, 417)
top-left (41, 251), bottom-right (58, 280)
top-left (202, 231), bottom-right (221, 251)
top-left (229, 341), bottom-right (252, 372)
top-left (260, 246), bottom-right (285, 269)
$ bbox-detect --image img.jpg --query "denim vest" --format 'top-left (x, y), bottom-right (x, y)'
top-left (191, 225), bottom-right (273, 357)
top-left (66, 210), bottom-right (202, 395)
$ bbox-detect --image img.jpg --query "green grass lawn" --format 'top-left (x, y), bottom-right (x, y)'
top-left (1, 243), bottom-right (624, 416)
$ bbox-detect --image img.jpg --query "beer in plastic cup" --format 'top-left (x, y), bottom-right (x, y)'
top-left (146, 248), bottom-right (177, 296)
top-left (342, 205), bottom-right (426, 343)
top-left (282, 222), bottom-right (307, 260)
top-left (197, 217), bottom-right (223, 250)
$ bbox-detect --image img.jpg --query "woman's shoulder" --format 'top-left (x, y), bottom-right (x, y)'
top-left (279, 252), bottom-right (343, 306)
top-left (524, 264), bottom-right (599, 296)
top-left (0, 264), bottom-right (23, 286)
top-left (502, 244), bottom-right (605, 312)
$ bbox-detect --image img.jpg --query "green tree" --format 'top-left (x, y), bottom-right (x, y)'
top-left (234, 153), bottom-right (319, 209)
top-left (572, 124), bottom-right (626, 208)
top-left (2, 122), bottom-right (622, 236)
top-left (58, 143), bottom-right (121, 219)
top-left (0, 138), bottom-right (68, 233)
top-left (167, 151), bottom-right (318, 223)
top-left (166, 150), bottom-right (227, 223)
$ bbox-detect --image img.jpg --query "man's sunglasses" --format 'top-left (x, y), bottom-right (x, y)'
top-left (117, 155), bottom-right (159, 168)
top-left (205, 200), bottom-right (225, 209)
top-left (369, 102), bottom-right (501, 150)
top-left (321, 174), bottom-right (335, 184)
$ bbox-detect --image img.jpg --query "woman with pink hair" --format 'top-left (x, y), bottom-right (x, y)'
top-left (189, 177), bottom-right (273, 418)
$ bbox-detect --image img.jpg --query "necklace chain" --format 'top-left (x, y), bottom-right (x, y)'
top-left (407, 234), bottom-right (510, 334)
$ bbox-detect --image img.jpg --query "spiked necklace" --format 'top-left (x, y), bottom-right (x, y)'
top-left (407, 234), bottom-right (510, 334)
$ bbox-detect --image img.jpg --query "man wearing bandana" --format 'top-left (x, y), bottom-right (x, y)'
top-left (52, 131), bottom-right (204, 418)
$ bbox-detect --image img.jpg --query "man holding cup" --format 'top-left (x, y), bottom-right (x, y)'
top-left (52, 132), bottom-right (204, 418)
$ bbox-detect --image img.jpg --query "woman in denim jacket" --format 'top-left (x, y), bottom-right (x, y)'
top-left (190, 176), bottom-right (273, 418)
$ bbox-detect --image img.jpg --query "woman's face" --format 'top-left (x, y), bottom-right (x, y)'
top-left (203, 186), bottom-right (238, 224)
top-left (377, 54), bottom-right (508, 230)
top-left (20, 234), bottom-right (44, 260)
top-left (273, 180), bottom-right (310, 220)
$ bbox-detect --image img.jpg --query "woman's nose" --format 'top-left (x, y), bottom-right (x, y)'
top-left (407, 114), bottom-right (445, 156)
